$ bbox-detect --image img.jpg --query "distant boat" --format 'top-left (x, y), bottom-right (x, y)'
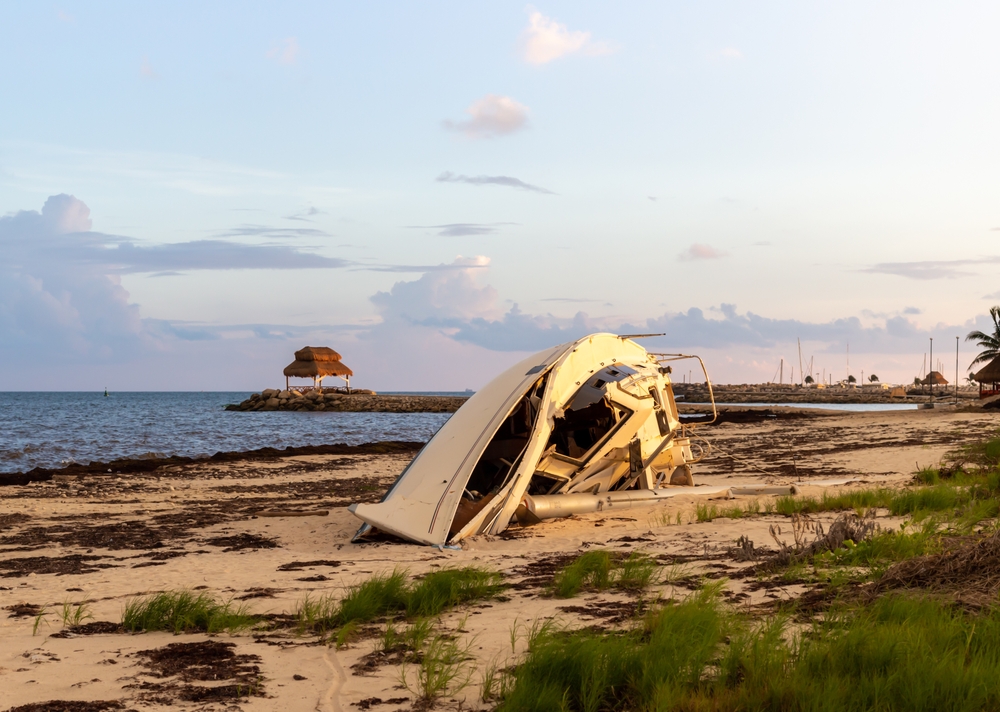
top-left (104, 388), bottom-right (109, 397)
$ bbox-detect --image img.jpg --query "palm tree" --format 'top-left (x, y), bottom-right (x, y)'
top-left (966, 306), bottom-right (1000, 368)
top-left (869, 374), bottom-right (879, 383)
top-left (847, 375), bottom-right (856, 384)
top-left (804, 375), bottom-right (814, 384)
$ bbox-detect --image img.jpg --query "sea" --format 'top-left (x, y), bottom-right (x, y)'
top-left (0, 392), bottom-right (456, 475)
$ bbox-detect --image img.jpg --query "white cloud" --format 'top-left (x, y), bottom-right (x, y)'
top-left (518, 9), bottom-right (614, 65)
top-left (266, 37), bottom-right (300, 65)
top-left (442, 95), bottom-right (529, 139)
top-left (862, 259), bottom-right (992, 280)
top-left (436, 171), bottom-right (554, 194)
top-left (720, 47), bottom-right (743, 60)
top-left (370, 256), bottom-right (499, 325)
top-left (678, 244), bottom-right (728, 261)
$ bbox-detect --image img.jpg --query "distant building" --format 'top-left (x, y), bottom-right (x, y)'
top-left (282, 346), bottom-right (354, 391)
top-left (973, 356), bottom-right (1000, 400)
top-left (922, 371), bottom-right (949, 386)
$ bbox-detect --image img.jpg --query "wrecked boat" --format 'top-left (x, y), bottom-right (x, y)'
top-left (349, 333), bottom-right (717, 546)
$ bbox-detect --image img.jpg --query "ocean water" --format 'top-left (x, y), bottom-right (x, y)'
top-left (0, 392), bottom-right (453, 474)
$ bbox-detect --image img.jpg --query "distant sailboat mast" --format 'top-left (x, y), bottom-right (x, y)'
top-left (797, 338), bottom-right (804, 386)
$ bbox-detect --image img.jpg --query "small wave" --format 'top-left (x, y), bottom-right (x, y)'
top-left (133, 451), bottom-right (168, 460)
top-left (0, 444), bottom-right (45, 460)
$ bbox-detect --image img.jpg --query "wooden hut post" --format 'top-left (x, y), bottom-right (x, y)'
top-left (286, 375), bottom-right (289, 391)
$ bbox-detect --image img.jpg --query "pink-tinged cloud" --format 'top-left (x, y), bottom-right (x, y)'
top-left (140, 57), bottom-right (159, 80)
top-left (678, 243), bottom-right (728, 261)
top-left (519, 9), bottom-right (614, 65)
top-left (442, 95), bottom-right (529, 139)
top-left (266, 37), bottom-right (300, 65)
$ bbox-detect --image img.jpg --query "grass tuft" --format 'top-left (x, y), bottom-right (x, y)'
top-left (295, 566), bottom-right (505, 636)
top-left (401, 631), bottom-right (475, 703)
top-left (551, 551), bottom-right (659, 598)
top-left (60, 601), bottom-right (93, 627)
top-left (497, 586), bottom-right (1000, 711)
top-left (122, 591), bottom-right (257, 634)
top-left (407, 567), bottom-right (506, 618)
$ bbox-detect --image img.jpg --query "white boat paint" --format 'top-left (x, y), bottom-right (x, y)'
top-left (350, 333), bottom-right (716, 545)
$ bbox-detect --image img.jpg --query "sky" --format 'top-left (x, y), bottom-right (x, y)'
top-left (2, 2), bottom-right (1000, 391)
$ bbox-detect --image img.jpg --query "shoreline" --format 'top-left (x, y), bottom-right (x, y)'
top-left (0, 441), bottom-right (423, 488)
top-left (6, 399), bottom-right (988, 484)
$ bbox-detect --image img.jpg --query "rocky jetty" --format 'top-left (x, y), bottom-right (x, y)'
top-left (672, 382), bottom-right (978, 405)
top-left (226, 389), bottom-right (467, 413)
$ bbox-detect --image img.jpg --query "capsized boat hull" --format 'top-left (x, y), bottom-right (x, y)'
top-left (350, 333), bottom-right (712, 545)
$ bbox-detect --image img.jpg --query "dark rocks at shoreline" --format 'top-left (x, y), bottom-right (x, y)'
top-left (226, 389), bottom-right (467, 413)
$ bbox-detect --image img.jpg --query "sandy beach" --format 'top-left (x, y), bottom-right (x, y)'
top-left (1, 406), bottom-right (997, 712)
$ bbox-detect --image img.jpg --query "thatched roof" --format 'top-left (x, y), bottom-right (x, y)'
top-left (283, 359), bottom-right (353, 378)
top-left (974, 355), bottom-right (1000, 383)
top-left (294, 346), bottom-right (342, 362)
top-left (922, 371), bottom-right (949, 386)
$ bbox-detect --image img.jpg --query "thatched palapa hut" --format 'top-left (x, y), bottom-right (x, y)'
top-left (922, 371), bottom-right (949, 386)
top-left (283, 346), bottom-right (354, 392)
top-left (973, 356), bottom-right (1000, 399)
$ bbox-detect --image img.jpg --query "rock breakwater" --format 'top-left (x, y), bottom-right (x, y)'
top-left (226, 389), bottom-right (467, 413)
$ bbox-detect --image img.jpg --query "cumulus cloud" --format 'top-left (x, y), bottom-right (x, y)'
top-left (1, 195), bottom-right (141, 358)
top-left (678, 244), bottom-right (728, 261)
top-left (0, 195), bottom-right (355, 363)
top-left (266, 37), bottom-right (300, 65)
top-left (370, 256), bottom-right (500, 325)
top-left (518, 9), bottom-right (614, 65)
top-left (442, 95), bottom-right (529, 139)
top-left (428, 299), bottom-right (977, 356)
top-left (7, 198), bottom-right (992, 389)
top-left (406, 223), bottom-right (516, 237)
top-left (436, 171), bottom-right (554, 194)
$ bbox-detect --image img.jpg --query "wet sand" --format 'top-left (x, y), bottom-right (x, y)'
top-left (1, 407), bottom-right (996, 711)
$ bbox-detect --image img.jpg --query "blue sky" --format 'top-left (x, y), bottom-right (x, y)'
top-left (2, 2), bottom-right (999, 390)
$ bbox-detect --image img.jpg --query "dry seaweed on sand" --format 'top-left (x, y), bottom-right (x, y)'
top-left (874, 529), bottom-right (1000, 604)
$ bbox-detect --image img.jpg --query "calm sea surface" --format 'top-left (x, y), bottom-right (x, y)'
top-left (0, 392), bottom-right (455, 474)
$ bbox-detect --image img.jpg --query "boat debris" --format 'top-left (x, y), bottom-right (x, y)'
top-left (349, 333), bottom-right (720, 545)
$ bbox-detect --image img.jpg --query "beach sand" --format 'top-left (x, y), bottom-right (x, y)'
top-left (1, 406), bottom-right (996, 711)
